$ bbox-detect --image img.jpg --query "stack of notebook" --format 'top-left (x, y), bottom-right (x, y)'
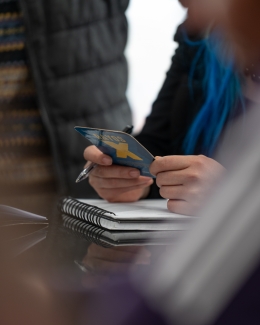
top-left (59, 197), bottom-right (196, 246)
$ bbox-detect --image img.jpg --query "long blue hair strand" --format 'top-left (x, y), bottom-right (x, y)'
top-left (182, 30), bottom-right (244, 156)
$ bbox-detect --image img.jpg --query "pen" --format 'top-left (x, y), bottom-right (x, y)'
top-left (75, 125), bottom-right (133, 183)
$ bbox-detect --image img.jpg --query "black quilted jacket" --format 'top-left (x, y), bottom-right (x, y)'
top-left (20, 0), bottom-right (132, 197)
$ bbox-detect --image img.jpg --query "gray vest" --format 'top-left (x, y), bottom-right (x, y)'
top-left (20, 0), bottom-right (132, 197)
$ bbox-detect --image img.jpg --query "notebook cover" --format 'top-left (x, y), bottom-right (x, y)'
top-left (62, 214), bottom-right (182, 246)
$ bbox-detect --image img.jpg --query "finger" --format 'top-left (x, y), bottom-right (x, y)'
top-left (156, 169), bottom-right (200, 187)
top-left (87, 245), bottom-right (138, 260)
top-left (167, 199), bottom-right (195, 216)
top-left (84, 258), bottom-right (132, 274)
top-left (87, 246), bottom-right (149, 263)
top-left (159, 185), bottom-right (187, 201)
top-left (83, 145), bottom-right (112, 165)
top-left (110, 246), bottom-right (143, 253)
top-left (91, 165), bottom-right (143, 179)
top-left (97, 183), bottom-right (153, 202)
top-left (150, 155), bottom-right (193, 176)
top-left (91, 175), bottom-right (153, 189)
top-left (134, 254), bottom-right (151, 265)
top-left (96, 178), bottom-right (153, 193)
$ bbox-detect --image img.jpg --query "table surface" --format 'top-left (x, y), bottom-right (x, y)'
top-left (1, 204), bottom-right (260, 325)
top-left (0, 206), bottom-right (180, 325)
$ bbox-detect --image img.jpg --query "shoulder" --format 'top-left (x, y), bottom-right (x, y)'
top-left (174, 21), bottom-right (203, 43)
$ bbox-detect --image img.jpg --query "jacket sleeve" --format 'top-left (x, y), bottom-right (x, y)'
top-left (136, 28), bottom-right (193, 199)
top-left (135, 27), bottom-right (191, 158)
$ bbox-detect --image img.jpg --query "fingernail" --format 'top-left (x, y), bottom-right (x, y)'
top-left (129, 170), bottom-right (140, 177)
top-left (102, 157), bottom-right (112, 165)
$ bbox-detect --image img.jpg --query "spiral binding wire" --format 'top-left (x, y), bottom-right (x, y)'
top-left (62, 214), bottom-right (112, 248)
top-left (59, 197), bottom-right (115, 228)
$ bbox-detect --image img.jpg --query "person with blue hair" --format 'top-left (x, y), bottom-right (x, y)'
top-left (82, 4), bottom-right (250, 216)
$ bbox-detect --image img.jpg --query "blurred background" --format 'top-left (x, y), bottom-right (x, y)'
top-left (125, 0), bottom-right (186, 133)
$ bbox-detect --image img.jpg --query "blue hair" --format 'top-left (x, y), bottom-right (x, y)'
top-left (182, 30), bottom-right (244, 156)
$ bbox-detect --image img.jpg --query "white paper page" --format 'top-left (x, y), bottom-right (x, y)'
top-left (79, 199), bottom-right (194, 221)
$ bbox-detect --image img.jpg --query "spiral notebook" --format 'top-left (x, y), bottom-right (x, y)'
top-left (59, 197), bottom-right (196, 231)
top-left (62, 214), bottom-right (183, 246)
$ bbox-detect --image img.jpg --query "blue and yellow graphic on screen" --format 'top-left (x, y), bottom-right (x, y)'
top-left (74, 127), bottom-right (155, 178)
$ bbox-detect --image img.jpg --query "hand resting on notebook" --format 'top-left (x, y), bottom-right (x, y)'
top-left (150, 155), bottom-right (226, 215)
top-left (84, 146), bottom-right (225, 215)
